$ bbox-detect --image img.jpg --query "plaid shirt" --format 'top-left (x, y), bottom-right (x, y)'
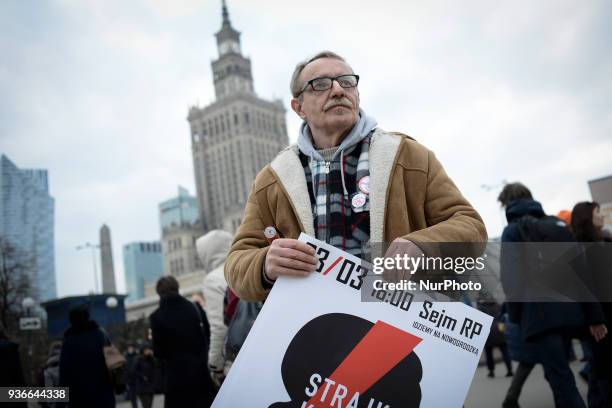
top-left (300, 134), bottom-right (371, 258)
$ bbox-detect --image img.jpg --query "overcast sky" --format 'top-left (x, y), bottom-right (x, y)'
top-left (1, 0), bottom-right (610, 298)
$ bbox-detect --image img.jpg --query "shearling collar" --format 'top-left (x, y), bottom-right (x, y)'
top-left (270, 129), bottom-right (402, 243)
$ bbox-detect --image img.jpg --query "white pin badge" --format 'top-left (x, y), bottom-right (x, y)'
top-left (358, 176), bottom-right (370, 194)
top-left (351, 193), bottom-right (367, 209)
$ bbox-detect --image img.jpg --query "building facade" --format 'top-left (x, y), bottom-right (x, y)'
top-left (188, 2), bottom-right (289, 232)
top-left (0, 155), bottom-right (56, 301)
top-left (159, 186), bottom-right (199, 231)
top-left (123, 241), bottom-right (163, 302)
top-left (159, 187), bottom-right (204, 279)
top-left (589, 175), bottom-right (612, 232)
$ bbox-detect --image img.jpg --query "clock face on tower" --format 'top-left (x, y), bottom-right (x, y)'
top-left (220, 40), bottom-right (240, 55)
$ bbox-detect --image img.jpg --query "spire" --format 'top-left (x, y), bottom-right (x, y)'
top-left (222, 0), bottom-right (231, 27)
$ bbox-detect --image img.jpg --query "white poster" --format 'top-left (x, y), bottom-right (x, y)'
top-left (214, 234), bottom-right (492, 408)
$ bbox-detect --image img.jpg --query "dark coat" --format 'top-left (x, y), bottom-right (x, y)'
top-left (150, 295), bottom-right (214, 408)
top-left (500, 199), bottom-right (604, 340)
top-left (124, 351), bottom-right (139, 386)
top-left (59, 320), bottom-right (115, 408)
top-left (590, 301), bottom-right (612, 379)
top-left (499, 304), bottom-right (540, 364)
top-left (135, 355), bottom-right (158, 395)
top-left (0, 339), bottom-right (26, 386)
top-left (0, 339), bottom-right (27, 408)
top-left (581, 240), bottom-right (612, 378)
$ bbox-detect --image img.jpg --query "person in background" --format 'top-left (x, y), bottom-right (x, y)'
top-left (557, 209), bottom-right (590, 372)
top-left (150, 276), bottom-right (215, 407)
top-left (0, 322), bottom-right (26, 408)
top-left (501, 302), bottom-right (540, 408)
top-left (477, 297), bottom-right (514, 378)
top-left (59, 304), bottom-right (115, 408)
top-left (498, 183), bottom-right (606, 408)
top-left (191, 293), bottom-right (206, 310)
top-left (124, 343), bottom-right (139, 408)
top-left (557, 209), bottom-right (572, 227)
top-left (197, 229), bottom-right (233, 386)
top-left (43, 341), bottom-right (62, 388)
top-left (572, 201), bottom-right (611, 407)
top-left (135, 342), bottom-right (158, 408)
top-left (36, 341), bottom-right (62, 408)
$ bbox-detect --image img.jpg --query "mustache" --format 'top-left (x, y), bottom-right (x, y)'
top-left (323, 97), bottom-right (353, 111)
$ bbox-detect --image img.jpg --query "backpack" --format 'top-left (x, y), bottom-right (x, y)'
top-left (509, 215), bottom-right (604, 338)
top-left (516, 215), bottom-right (574, 243)
top-left (513, 215), bottom-right (585, 301)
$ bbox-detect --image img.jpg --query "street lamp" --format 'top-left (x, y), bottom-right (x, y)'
top-left (21, 296), bottom-right (36, 385)
top-left (106, 296), bottom-right (118, 309)
top-left (76, 242), bottom-right (100, 294)
top-left (21, 297), bottom-right (35, 316)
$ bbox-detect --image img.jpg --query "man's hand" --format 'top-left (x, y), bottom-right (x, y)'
top-left (590, 324), bottom-right (608, 342)
top-left (382, 238), bottom-right (425, 283)
top-left (264, 238), bottom-right (318, 281)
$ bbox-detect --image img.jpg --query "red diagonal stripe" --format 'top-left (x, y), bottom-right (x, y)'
top-left (307, 320), bottom-right (422, 407)
top-left (322, 256), bottom-right (343, 276)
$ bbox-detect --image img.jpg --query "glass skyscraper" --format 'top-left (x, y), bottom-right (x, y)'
top-left (159, 186), bottom-right (199, 231)
top-left (0, 155), bottom-right (56, 301)
top-left (123, 241), bottom-right (163, 302)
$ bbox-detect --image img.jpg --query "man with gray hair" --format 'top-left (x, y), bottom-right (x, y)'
top-left (225, 51), bottom-right (486, 301)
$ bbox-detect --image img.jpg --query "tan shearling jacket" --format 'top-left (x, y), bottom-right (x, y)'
top-left (225, 129), bottom-right (487, 301)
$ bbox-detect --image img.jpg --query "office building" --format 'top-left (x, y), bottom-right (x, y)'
top-left (123, 241), bottom-right (163, 302)
top-left (0, 155), bottom-right (56, 301)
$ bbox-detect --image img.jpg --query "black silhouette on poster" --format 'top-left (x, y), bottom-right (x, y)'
top-left (269, 313), bottom-right (423, 408)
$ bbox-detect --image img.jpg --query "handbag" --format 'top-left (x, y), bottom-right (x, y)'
top-left (103, 344), bottom-right (126, 370)
top-left (101, 329), bottom-right (127, 394)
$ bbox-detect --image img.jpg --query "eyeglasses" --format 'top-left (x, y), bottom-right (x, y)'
top-left (298, 74), bottom-right (360, 96)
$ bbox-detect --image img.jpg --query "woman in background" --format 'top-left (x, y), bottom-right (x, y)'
top-left (572, 201), bottom-right (611, 407)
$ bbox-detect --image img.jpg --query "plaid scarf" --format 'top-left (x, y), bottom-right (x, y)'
top-left (300, 134), bottom-right (371, 258)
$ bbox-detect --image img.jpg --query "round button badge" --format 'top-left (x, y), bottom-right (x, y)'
top-left (351, 193), bottom-right (367, 209)
top-left (358, 176), bottom-right (370, 194)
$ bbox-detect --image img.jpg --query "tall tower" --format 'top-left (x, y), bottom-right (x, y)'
top-left (189, 1), bottom-right (289, 232)
top-left (0, 155), bottom-right (56, 301)
top-left (99, 224), bottom-right (116, 293)
top-left (212, 0), bottom-right (254, 100)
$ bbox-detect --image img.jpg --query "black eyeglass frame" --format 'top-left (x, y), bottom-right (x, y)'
top-left (297, 74), bottom-right (360, 97)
